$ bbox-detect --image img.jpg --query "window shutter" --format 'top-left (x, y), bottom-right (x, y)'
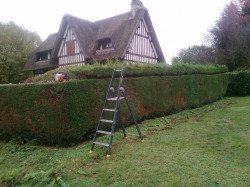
top-left (67, 41), bottom-right (75, 55)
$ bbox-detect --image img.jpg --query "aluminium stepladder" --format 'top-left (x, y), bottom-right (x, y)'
top-left (89, 69), bottom-right (144, 157)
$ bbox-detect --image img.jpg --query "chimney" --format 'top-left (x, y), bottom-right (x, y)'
top-left (131, 0), bottom-right (144, 17)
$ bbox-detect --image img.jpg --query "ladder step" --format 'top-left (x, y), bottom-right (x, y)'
top-left (103, 108), bottom-right (116, 112)
top-left (100, 119), bottom-right (114, 123)
top-left (115, 70), bottom-right (122, 72)
top-left (94, 141), bottom-right (109, 147)
top-left (97, 130), bottom-right (112, 135)
top-left (126, 133), bottom-right (140, 137)
top-left (107, 97), bottom-right (125, 101)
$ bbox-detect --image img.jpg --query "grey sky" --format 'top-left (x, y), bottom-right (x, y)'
top-left (0, 0), bottom-right (231, 63)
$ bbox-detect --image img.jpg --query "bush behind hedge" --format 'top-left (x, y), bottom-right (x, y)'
top-left (226, 71), bottom-right (250, 96)
top-left (32, 63), bottom-right (228, 83)
top-left (0, 73), bottom-right (228, 145)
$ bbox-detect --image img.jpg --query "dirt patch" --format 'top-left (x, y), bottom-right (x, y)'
top-left (222, 102), bottom-right (234, 107)
top-left (92, 155), bottom-right (100, 163)
top-left (171, 117), bottom-right (177, 123)
top-left (199, 107), bottom-right (217, 115)
top-left (206, 107), bottom-right (217, 112)
top-left (147, 131), bottom-right (158, 135)
top-left (160, 126), bottom-right (173, 131)
top-left (127, 140), bottom-right (134, 143)
top-left (217, 118), bottom-right (234, 126)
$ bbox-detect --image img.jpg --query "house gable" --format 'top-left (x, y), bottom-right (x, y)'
top-left (23, 0), bottom-right (165, 75)
top-left (124, 17), bottom-right (158, 63)
top-left (57, 24), bottom-right (85, 66)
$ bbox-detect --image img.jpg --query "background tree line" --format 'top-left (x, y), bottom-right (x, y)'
top-left (172, 0), bottom-right (250, 71)
top-left (0, 21), bottom-right (41, 84)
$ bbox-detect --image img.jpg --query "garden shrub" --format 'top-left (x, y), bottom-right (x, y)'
top-left (0, 71), bottom-right (228, 146)
top-left (226, 71), bottom-right (250, 96)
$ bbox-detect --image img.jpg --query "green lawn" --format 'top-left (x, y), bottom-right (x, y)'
top-left (0, 97), bottom-right (249, 186)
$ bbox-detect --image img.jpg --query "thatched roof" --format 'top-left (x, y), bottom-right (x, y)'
top-left (52, 14), bottom-right (98, 61)
top-left (23, 33), bottom-right (58, 71)
top-left (93, 9), bottom-right (145, 61)
top-left (24, 7), bottom-right (165, 72)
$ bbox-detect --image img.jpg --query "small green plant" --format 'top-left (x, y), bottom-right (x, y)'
top-left (1, 168), bottom-right (23, 186)
top-left (19, 168), bottom-right (67, 186)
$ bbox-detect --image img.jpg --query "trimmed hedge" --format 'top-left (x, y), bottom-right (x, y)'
top-left (0, 73), bottom-right (228, 145)
top-left (32, 63), bottom-right (228, 83)
top-left (226, 71), bottom-right (250, 96)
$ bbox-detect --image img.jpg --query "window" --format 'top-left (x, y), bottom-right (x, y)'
top-left (96, 38), bottom-right (114, 51)
top-left (36, 51), bottom-right (50, 61)
top-left (67, 41), bottom-right (75, 55)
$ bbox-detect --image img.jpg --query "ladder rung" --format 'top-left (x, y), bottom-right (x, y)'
top-left (115, 70), bottom-right (122, 72)
top-left (100, 119), bottom-right (114, 123)
top-left (107, 97), bottom-right (125, 101)
top-left (97, 130), bottom-right (112, 135)
top-left (126, 133), bottom-right (140, 137)
top-left (103, 108), bottom-right (116, 112)
top-left (94, 141), bottom-right (109, 147)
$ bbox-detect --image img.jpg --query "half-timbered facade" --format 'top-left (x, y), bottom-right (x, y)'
top-left (58, 25), bottom-right (85, 66)
top-left (23, 0), bottom-right (165, 75)
top-left (125, 18), bottom-right (158, 63)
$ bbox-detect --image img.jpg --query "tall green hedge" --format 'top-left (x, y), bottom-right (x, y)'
top-left (226, 71), bottom-right (250, 96)
top-left (0, 73), bottom-right (228, 145)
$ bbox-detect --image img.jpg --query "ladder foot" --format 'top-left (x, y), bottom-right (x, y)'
top-left (141, 140), bottom-right (144, 143)
top-left (89, 150), bottom-right (93, 153)
top-left (106, 154), bottom-right (111, 158)
top-left (124, 137), bottom-right (128, 139)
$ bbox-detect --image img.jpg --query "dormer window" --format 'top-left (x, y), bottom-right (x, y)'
top-left (36, 51), bottom-right (51, 61)
top-left (96, 38), bottom-right (114, 52)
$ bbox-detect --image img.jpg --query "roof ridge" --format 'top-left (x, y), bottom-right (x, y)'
top-left (63, 14), bottom-right (95, 25)
top-left (48, 33), bottom-right (57, 37)
top-left (94, 11), bottom-right (131, 23)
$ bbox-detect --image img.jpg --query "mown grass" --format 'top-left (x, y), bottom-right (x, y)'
top-left (0, 96), bottom-right (249, 186)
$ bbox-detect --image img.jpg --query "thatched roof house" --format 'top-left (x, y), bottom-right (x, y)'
top-left (23, 0), bottom-right (165, 76)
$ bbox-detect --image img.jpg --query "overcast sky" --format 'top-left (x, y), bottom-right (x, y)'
top-left (0, 0), bottom-right (231, 63)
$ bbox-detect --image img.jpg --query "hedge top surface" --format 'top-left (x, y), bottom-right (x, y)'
top-left (31, 63), bottom-right (228, 83)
